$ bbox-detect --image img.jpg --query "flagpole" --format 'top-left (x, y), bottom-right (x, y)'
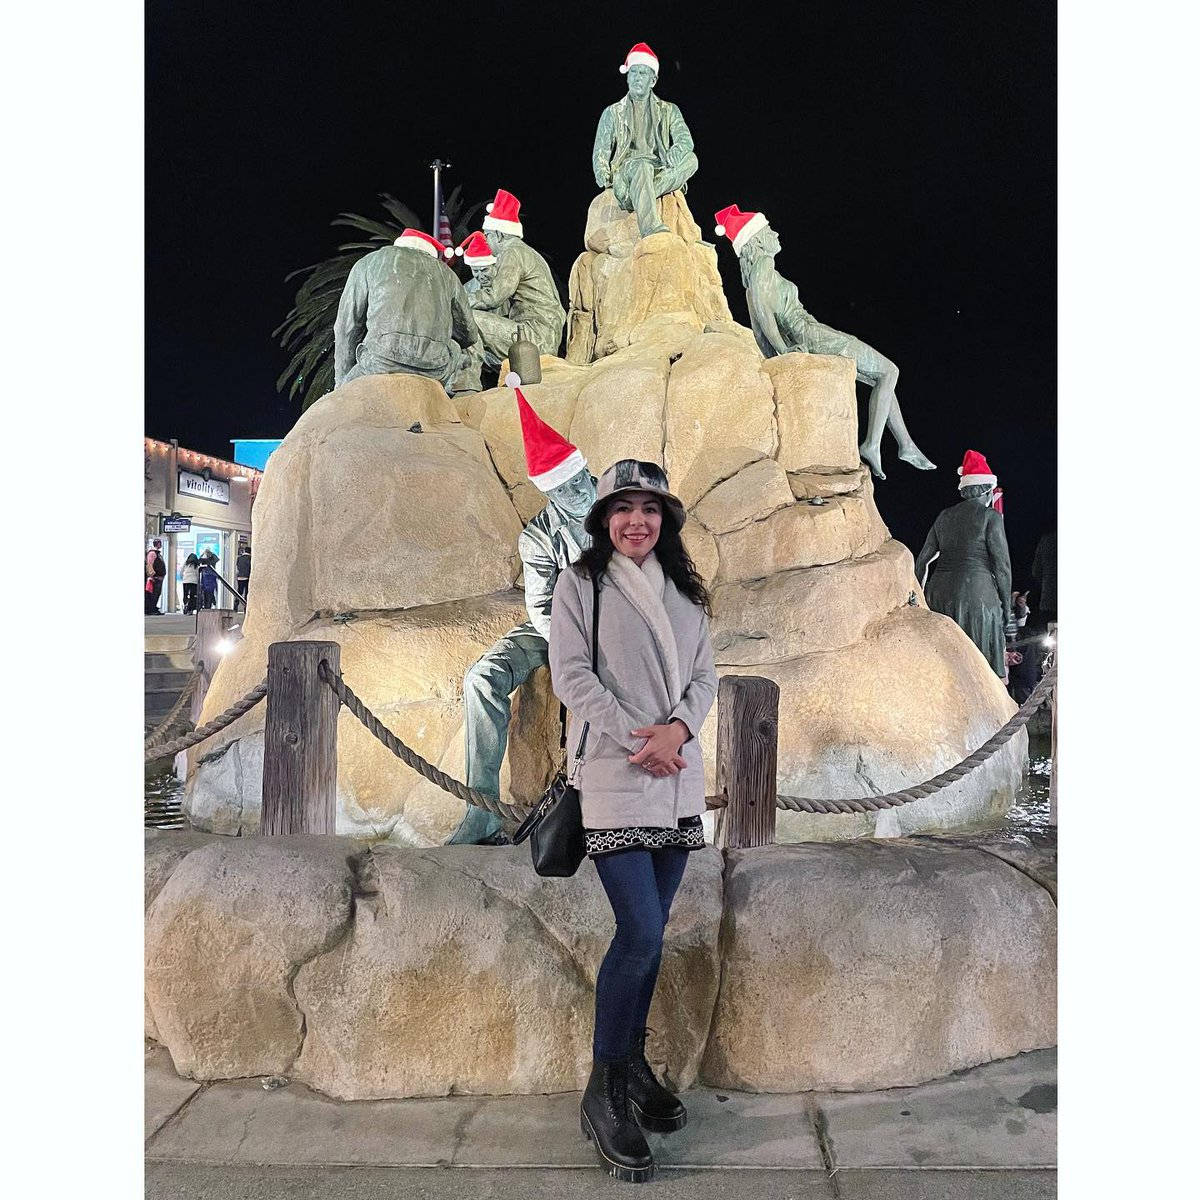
top-left (429, 157), bottom-right (450, 243)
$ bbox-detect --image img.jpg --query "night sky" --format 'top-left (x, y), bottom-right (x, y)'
top-left (146, 0), bottom-right (1055, 580)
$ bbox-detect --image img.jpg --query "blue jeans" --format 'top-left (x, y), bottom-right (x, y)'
top-left (592, 846), bottom-right (690, 1062)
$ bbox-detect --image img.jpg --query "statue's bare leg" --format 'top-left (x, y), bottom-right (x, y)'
top-left (856, 351), bottom-right (934, 478)
top-left (887, 403), bottom-right (936, 471)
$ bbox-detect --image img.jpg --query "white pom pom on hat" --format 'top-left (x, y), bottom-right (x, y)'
top-left (486, 202), bottom-right (494, 212)
top-left (504, 372), bottom-right (521, 389)
top-left (714, 224), bottom-right (726, 236)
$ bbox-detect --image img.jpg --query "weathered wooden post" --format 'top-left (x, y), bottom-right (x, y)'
top-left (191, 608), bottom-right (238, 722)
top-left (714, 675), bottom-right (780, 850)
top-left (261, 641), bottom-right (340, 835)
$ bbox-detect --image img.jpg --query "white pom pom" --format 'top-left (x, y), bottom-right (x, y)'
top-left (714, 224), bottom-right (725, 236)
top-left (486, 202), bottom-right (494, 212)
top-left (504, 372), bottom-right (521, 389)
top-left (454, 246), bottom-right (464, 256)
top-left (443, 246), bottom-right (454, 259)
top-left (619, 64), bottom-right (629, 73)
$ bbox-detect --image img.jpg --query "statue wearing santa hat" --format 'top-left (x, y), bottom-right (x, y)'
top-left (592, 43), bottom-right (698, 238)
top-left (915, 450), bottom-right (1016, 679)
top-left (333, 229), bottom-right (482, 395)
top-left (454, 194), bottom-right (566, 378)
top-left (446, 380), bottom-right (597, 845)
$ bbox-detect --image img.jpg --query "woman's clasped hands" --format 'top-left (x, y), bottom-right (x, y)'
top-left (628, 720), bottom-right (690, 778)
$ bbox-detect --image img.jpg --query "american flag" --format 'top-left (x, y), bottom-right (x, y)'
top-left (437, 202), bottom-right (453, 252)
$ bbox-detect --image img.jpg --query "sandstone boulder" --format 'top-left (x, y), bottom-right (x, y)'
top-left (696, 606), bottom-right (1026, 842)
top-left (293, 844), bottom-right (724, 1099)
top-left (146, 833), bottom-right (1055, 1098)
top-left (711, 539), bottom-right (918, 665)
top-left (243, 373), bottom-right (522, 644)
top-left (700, 841), bottom-right (1056, 1092)
top-left (145, 837), bottom-right (363, 1080)
top-left (768, 352), bottom-right (860, 471)
top-left (567, 192), bottom-right (732, 364)
top-left (693, 458), bottom-right (795, 535)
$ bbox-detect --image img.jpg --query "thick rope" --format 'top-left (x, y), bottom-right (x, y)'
top-left (144, 678), bottom-right (269, 761)
top-left (318, 662), bottom-right (532, 823)
top-left (144, 662), bottom-right (205, 748)
top-left (704, 666), bottom-right (1054, 814)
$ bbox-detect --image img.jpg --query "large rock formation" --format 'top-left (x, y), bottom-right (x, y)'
top-left (145, 832), bottom-right (1056, 1098)
top-left (187, 192), bottom-right (1023, 843)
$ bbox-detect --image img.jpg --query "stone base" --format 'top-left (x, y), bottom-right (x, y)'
top-left (146, 831), bottom-right (1056, 1100)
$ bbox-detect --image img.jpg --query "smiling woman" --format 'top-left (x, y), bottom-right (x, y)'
top-left (548, 459), bottom-right (716, 1180)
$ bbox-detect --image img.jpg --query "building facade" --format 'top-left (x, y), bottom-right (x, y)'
top-left (144, 438), bottom-right (264, 612)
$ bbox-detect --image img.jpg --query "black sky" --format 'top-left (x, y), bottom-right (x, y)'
top-left (146, 0), bottom-right (1055, 579)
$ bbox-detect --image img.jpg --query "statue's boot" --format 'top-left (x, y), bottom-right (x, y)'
top-left (859, 442), bottom-right (887, 481)
top-left (898, 444), bottom-right (937, 470)
top-left (626, 1028), bottom-right (687, 1133)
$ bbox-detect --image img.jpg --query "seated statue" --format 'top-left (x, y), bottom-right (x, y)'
top-left (333, 228), bottom-right (481, 395)
top-left (714, 205), bottom-right (935, 481)
top-left (592, 42), bottom-right (698, 238)
top-left (915, 450), bottom-right (1015, 679)
top-left (454, 190), bottom-right (566, 373)
top-left (446, 383), bottom-right (595, 845)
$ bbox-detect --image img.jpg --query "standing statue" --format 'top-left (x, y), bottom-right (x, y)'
top-left (592, 42), bottom-right (698, 238)
top-left (915, 450), bottom-right (1015, 679)
top-left (713, 205), bottom-right (936, 481)
top-left (454, 190), bottom-right (566, 372)
top-left (333, 228), bottom-right (482, 395)
top-left (446, 380), bottom-right (597, 844)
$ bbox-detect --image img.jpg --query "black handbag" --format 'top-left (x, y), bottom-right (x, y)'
top-left (512, 573), bottom-right (599, 877)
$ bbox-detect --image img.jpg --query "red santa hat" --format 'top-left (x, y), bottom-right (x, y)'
top-left (482, 189), bottom-right (523, 237)
top-left (394, 228), bottom-right (454, 260)
top-left (505, 372), bottom-right (587, 492)
top-left (454, 231), bottom-right (496, 267)
top-left (713, 204), bottom-right (768, 256)
top-left (619, 42), bottom-right (659, 76)
top-left (957, 449), bottom-right (997, 489)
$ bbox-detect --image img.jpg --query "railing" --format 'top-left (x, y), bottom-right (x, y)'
top-left (147, 633), bottom-right (1058, 848)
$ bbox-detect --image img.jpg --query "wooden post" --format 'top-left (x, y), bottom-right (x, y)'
top-left (192, 609), bottom-right (237, 714)
top-left (261, 641), bottom-right (340, 835)
top-left (714, 675), bottom-right (780, 849)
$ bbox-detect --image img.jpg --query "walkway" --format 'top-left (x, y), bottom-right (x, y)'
top-left (146, 1044), bottom-right (1056, 1198)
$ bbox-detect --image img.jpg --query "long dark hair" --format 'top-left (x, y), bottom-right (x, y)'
top-left (574, 504), bottom-right (712, 615)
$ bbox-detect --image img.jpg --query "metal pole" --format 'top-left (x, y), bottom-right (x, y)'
top-left (429, 157), bottom-right (451, 242)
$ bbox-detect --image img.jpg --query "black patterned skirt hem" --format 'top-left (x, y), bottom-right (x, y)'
top-left (583, 814), bottom-right (706, 858)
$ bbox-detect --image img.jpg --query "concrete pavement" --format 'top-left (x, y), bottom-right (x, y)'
top-left (146, 1043), bottom-right (1055, 1196)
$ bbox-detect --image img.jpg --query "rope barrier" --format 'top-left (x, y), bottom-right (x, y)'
top-left (144, 677), bottom-right (269, 762)
top-left (701, 665), bottom-right (1054, 815)
top-left (144, 662), bottom-right (205, 749)
top-left (317, 661), bottom-right (532, 822)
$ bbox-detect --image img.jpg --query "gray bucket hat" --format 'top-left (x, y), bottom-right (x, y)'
top-left (585, 459), bottom-right (687, 536)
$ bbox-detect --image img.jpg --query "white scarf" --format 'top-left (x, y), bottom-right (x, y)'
top-left (606, 551), bottom-right (682, 707)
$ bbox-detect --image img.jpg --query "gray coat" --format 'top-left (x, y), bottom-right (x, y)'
top-left (549, 564), bottom-right (717, 830)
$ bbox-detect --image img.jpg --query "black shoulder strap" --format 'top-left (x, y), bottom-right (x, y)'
top-left (591, 571), bottom-right (600, 672)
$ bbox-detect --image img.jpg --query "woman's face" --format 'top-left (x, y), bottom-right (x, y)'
top-left (606, 491), bottom-right (662, 562)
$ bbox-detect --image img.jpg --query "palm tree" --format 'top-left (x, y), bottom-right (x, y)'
top-left (275, 189), bottom-right (485, 413)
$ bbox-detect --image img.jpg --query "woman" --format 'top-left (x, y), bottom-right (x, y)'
top-left (549, 459), bottom-right (717, 1184)
top-left (915, 449), bottom-right (1014, 679)
top-left (198, 560), bottom-right (219, 610)
top-left (181, 554), bottom-right (200, 615)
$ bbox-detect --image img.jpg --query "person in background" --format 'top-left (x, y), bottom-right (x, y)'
top-left (235, 544), bottom-right (251, 611)
top-left (1030, 527), bottom-right (1057, 627)
top-left (199, 558), bottom-right (219, 610)
top-left (145, 540), bottom-right (166, 614)
top-left (181, 554), bottom-right (200, 615)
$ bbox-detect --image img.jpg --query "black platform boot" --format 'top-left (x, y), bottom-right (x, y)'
top-left (627, 1027), bottom-right (687, 1133)
top-left (580, 1057), bottom-right (656, 1183)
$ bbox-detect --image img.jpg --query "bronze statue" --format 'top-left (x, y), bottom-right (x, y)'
top-left (454, 193), bottom-right (565, 375)
top-left (592, 42), bottom-right (698, 238)
top-left (915, 451), bottom-right (1014, 679)
top-left (333, 228), bottom-right (481, 394)
top-left (714, 205), bottom-right (935, 481)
